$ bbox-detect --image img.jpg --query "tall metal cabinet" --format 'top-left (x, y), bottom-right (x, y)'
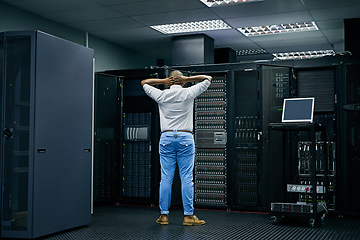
top-left (101, 68), bottom-right (164, 206)
top-left (94, 73), bottom-right (122, 203)
top-left (0, 31), bottom-right (94, 239)
top-left (194, 71), bottom-right (229, 207)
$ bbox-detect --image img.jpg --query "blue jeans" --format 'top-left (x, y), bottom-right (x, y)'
top-left (159, 131), bottom-right (195, 215)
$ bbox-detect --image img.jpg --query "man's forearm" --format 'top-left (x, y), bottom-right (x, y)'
top-left (141, 78), bottom-right (167, 86)
top-left (184, 75), bottom-right (212, 83)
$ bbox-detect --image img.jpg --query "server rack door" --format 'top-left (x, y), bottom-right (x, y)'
top-left (101, 68), bottom-right (165, 206)
top-left (121, 73), bottom-right (161, 205)
top-left (340, 63), bottom-right (360, 213)
top-left (233, 70), bottom-right (260, 209)
top-left (94, 73), bottom-right (120, 204)
top-left (0, 33), bottom-right (3, 222)
top-left (1, 34), bottom-right (33, 238)
top-left (260, 65), bottom-right (292, 210)
top-left (32, 31), bottom-right (93, 238)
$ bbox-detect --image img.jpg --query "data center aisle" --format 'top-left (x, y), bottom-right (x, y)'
top-left (39, 205), bottom-right (360, 240)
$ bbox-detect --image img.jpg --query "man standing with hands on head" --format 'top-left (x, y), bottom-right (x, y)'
top-left (141, 70), bottom-right (212, 226)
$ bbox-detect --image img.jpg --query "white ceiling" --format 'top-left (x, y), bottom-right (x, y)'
top-left (3, 0), bottom-right (360, 61)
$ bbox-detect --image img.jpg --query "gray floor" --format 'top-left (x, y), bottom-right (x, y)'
top-left (40, 205), bottom-right (360, 240)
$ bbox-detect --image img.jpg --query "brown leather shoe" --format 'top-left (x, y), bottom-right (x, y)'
top-left (156, 214), bottom-right (169, 225)
top-left (183, 215), bottom-right (206, 226)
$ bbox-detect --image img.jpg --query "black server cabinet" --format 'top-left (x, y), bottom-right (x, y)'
top-left (0, 31), bottom-right (94, 239)
top-left (94, 73), bottom-right (122, 203)
top-left (260, 65), bottom-right (293, 210)
top-left (120, 70), bottom-right (163, 205)
top-left (296, 67), bottom-right (337, 212)
top-left (262, 64), bottom-right (338, 214)
top-left (0, 33), bottom-right (3, 221)
top-left (233, 69), bottom-right (260, 209)
top-left (338, 63), bottom-right (360, 214)
top-left (102, 68), bottom-right (165, 205)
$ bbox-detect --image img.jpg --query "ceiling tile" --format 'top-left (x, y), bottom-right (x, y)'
top-left (322, 28), bottom-right (344, 44)
top-left (95, 0), bottom-right (147, 5)
top-left (310, 5), bottom-right (360, 21)
top-left (332, 43), bottom-right (344, 52)
top-left (9, 0), bottom-right (100, 14)
top-left (109, 0), bottom-right (205, 16)
top-left (41, 7), bottom-right (124, 23)
top-left (215, 36), bottom-right (256, 46)
top-left (259, 37), bottom-right (332, 51)
top-left (94, 27), bottom-right (162, 40)
top-left (133, 9), bottom-right (219, 26)
top-left (70, 17), bottom-right (144, 32)
top-left (316, 20), bottom-right (344, 30)
top-left (302, 0), bottom-right (360, 9)
top-left (204, 29), bottom-right (243, 40)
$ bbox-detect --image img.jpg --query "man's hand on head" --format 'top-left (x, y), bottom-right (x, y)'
top-left (164, 77), bottom-right (174, 87)
top-left (173, 75), bottom-right (187, 86)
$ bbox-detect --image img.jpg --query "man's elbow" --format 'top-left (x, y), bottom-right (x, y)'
top-left (141, 80), bottom-right (147, 86)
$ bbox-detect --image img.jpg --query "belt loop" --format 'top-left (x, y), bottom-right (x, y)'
top-left (174, 129), bottom-right (177, 138)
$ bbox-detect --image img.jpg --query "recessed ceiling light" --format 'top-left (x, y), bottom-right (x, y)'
top-left (238, 21), bottom-right (318, 37)
top-left (200, 0), bottom-right (264, 7)
top-left (273, 50), bottom-right (335, 60)
top-left (237, 49), bottom-right (267, 56)
top-left (150, 19), bottom-right (231, 34)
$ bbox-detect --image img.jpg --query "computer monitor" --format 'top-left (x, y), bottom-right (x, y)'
top-left (281, 97), bottom-right (315, 123)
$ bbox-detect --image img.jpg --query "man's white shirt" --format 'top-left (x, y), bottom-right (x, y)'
top-left (143, 79), bottom-right (211, 132)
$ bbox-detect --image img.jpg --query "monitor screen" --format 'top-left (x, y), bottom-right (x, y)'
top-left (282, 97), bottom-right (315, 123)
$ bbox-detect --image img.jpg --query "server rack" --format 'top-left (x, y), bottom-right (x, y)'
top-left (0, 31), bottom-right (93, 239)
top-left (194, 71), bottom-right (228, 207)
top-left (103, 68), bottom-right (166, 205)
top-left (338, 62), bottom-right (360, 214)
top-left (262, 64), bottom-right (339, 222)
top-left (295, 67), bottom-right (337, 213)
top-left (260, 65), bottom-right (294, 211)
top-left (174, 63), bottom-right (260, 210)
top-left (234, 69), bottom-right (260, 209)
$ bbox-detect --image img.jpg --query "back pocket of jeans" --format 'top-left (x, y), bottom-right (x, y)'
top-left (179, 141), bottom-right (194, 155)
top-left (179, 141), bottom-right (193, 147)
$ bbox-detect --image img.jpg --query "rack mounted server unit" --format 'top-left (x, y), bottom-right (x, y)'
top-left (122, 113), bottom-right (152, 199)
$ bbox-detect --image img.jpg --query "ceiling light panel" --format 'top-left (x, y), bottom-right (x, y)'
top-left (200, 0), bottom-right (264, 7)
top-left (150, 19), bottom-right (231, 34)
top-left (237, 49), bottom-right (267, 56)
top-left (238, 21), bottom-right (318, 37)
top-left (273, 50), bottom-right (335, 60)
